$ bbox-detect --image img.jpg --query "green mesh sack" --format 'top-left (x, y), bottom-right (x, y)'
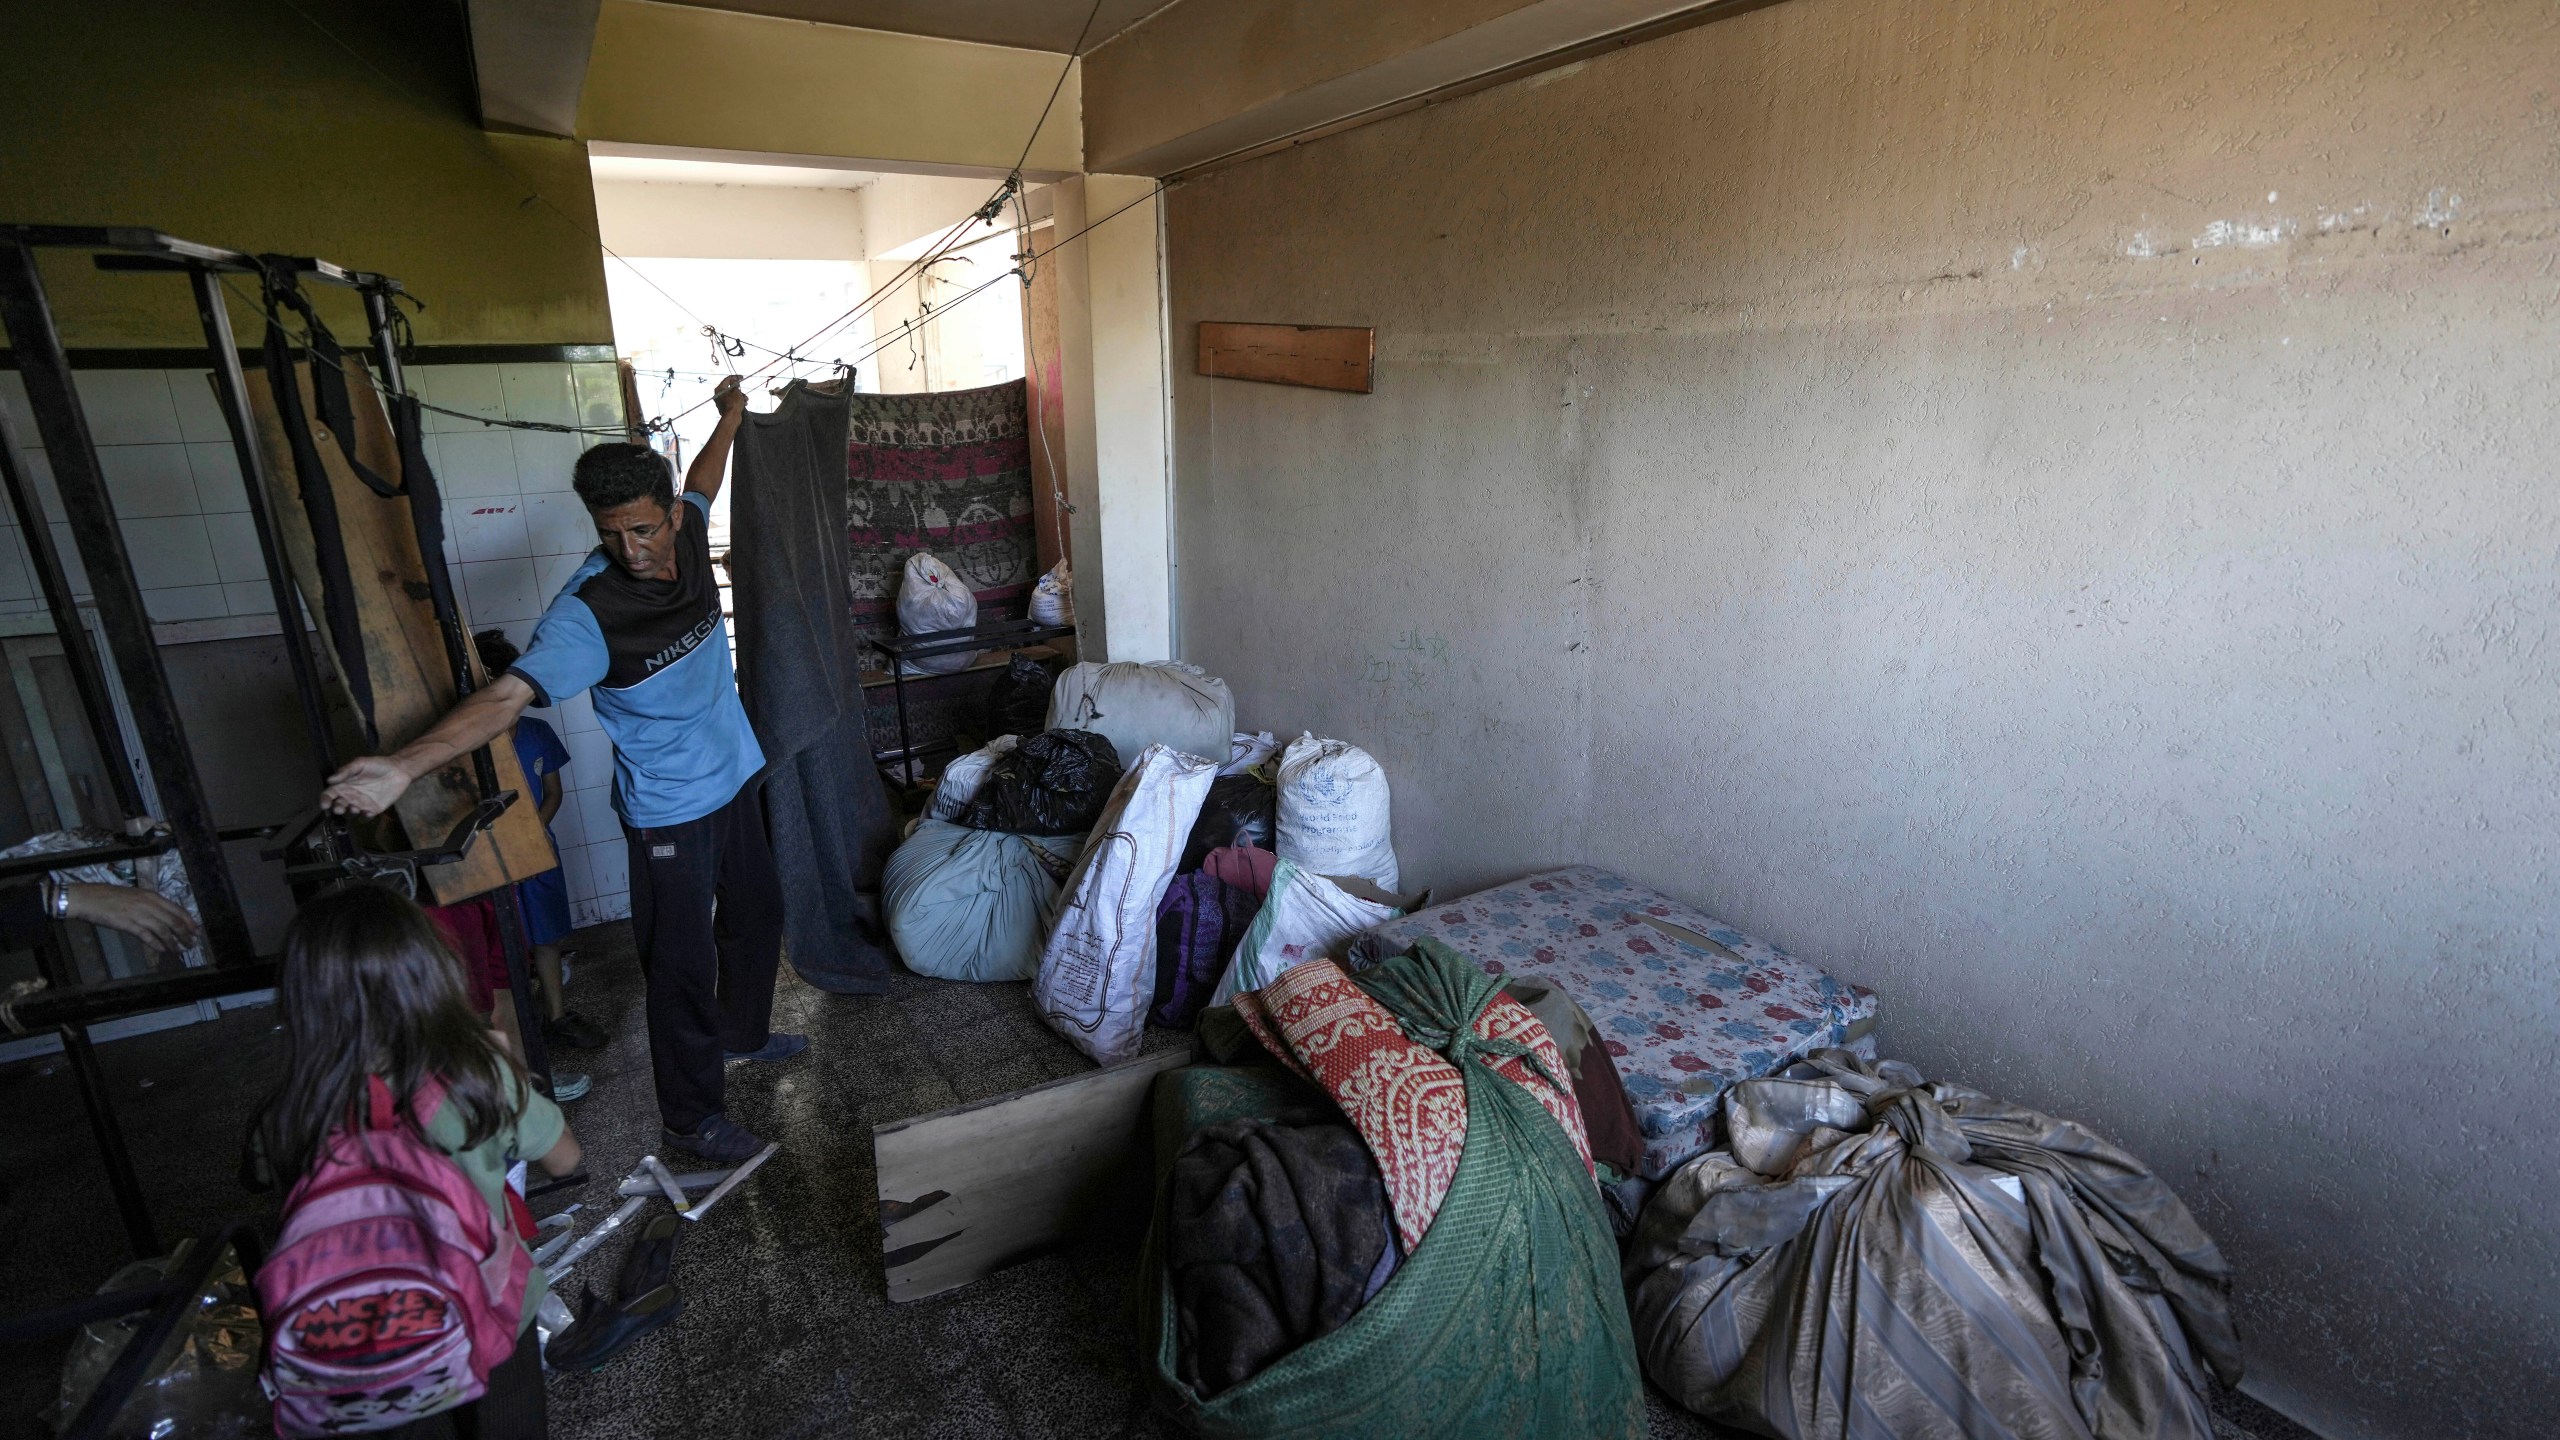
top-left (1143, 942), bottom-right (1645, 1439)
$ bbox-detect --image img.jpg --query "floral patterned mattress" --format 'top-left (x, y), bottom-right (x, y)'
top-left (1349, 866), bottom-right (1877, 1180)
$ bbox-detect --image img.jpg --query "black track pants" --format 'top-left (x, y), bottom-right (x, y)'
top-left (625, 783), bottom-right (785, 1134)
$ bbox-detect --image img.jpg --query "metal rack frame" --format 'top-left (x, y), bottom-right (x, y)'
top-left (0, 1224), bottom-right (265, 1440)
top-left (863, 616), bottom-right (1077, 786)
top-left (0, 224), bottom-right (537, 1256)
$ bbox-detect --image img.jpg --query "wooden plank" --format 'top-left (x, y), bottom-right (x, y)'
top-left (873, 1046), bottom-right (1190, 1302)
top-left (1196, 322), bottom-right (1374, 394)
top-left (242, 356), bottom-right (557, 904)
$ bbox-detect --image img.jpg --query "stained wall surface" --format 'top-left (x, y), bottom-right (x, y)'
top-left (0, 0), bottom-right (609, 348)
top-left (1163, 1), bottom-right (2560, 1435)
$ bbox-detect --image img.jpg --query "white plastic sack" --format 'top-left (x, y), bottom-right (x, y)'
top-left (927, 735), bottom-right (1018, 821)
top-left (1273, 732), bottom-right (1399, 892)
top-left (1029, 561), bottom-right (1073, 626)
top-left (897, 551), bottom-right (979, 674)
top-left (1046, 661), bottom-right (1235, 766)
top-left (1033, 743), bottom-right (1218, 1064)
top-left (1209, 858), bottom-right (1398, 1007)
top-left (1222, 731), bottom-right (1281, 777)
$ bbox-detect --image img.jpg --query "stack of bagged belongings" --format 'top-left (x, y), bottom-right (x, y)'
top-left (1146, 940), bottom-right (1645, 1437)
top-left (1625, 1050), bottom-right (2242, 1439)
top-left (1021, 700), bottom-right (1423, 1065)
top-left (1349, 867), bottom-right (1877, 1195)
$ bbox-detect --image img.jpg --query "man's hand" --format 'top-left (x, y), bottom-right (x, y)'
top-left (686, 375), bottom-right (749, 502)
top-left (323, 756), bottom-right (415, 818)
top-left (66, 884), bottom-right (199, 953)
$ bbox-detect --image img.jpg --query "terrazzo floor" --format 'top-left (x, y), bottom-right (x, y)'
top-left (0, 919), bottom-right (2316, 1440)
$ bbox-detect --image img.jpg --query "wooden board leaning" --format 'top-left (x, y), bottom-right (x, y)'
top-left (241, 354), bottom-right (557, 905)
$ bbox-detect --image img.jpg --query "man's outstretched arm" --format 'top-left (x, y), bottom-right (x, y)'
top-left (322, 672), bottom-right (538, 817)
top-left (684, 376), bottom-right (747, 503)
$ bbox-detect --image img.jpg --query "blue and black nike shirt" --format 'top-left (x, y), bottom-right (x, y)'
top-left (509, 491), bottom-right (763, 829)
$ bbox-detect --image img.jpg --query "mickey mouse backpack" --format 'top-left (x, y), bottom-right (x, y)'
top-left (256, 1077), bottom-right (531, 1435)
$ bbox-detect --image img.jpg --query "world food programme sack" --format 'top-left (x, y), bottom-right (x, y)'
top-left (1034, 743), bottom-right (1218, 1063)
top-left (1273, 733), bottom-right (1399, 892)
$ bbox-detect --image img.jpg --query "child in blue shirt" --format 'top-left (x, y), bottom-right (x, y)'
top-left (476, 632), bottom-right (610, 1072)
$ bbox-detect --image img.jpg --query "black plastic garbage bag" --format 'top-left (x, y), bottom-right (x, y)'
top-left (980, 653), bottom-right (1058, 744)
top-left (959, 729), bottom-right (1123, 836)
top-left (1179, 774), bottom-right (1276, 873)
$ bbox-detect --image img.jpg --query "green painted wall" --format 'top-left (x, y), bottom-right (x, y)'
top-left (0, 0), bottom-right (610, 347)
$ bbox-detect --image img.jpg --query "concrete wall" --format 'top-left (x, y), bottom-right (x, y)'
top-left (1162, 1), bottom-right (2560, 1435)
top-left (0, 0), bottom-right (608, 347)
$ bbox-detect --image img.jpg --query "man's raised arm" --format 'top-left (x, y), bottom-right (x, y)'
top-left (321, 672), bottom-right (538, 817)
top-left (684, 375), bottom-right (747, 503)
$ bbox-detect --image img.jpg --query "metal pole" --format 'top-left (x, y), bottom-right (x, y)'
top-left (891, 658), bottom-right (916, 786)
top-left (0, 407), bottom-right (145, 819)
top-left (186, 264), bottom-right (335, 775)
top-left (0, 238), bottom-right (255, 966)
top-left (35, 939), bottom-right (159, 1258)
top-left (492, 882), bottom-right (551, 1086)
top-left (359, 288), bottom-right (550, 1086)
top-left (5, 959), bottom-right (277, 1033)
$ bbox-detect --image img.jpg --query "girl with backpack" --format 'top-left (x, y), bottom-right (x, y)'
top-left (255, 883), bottom-right (582, 1438)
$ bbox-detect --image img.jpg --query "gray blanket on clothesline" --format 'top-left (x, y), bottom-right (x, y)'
top-left (729, 380), bottom-right (900, 992)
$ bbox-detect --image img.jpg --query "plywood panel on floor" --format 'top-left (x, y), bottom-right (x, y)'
top-left (873, 1045), bottom-right (1190, 1302)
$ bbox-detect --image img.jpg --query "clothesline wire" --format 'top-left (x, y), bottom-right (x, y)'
top-left (601, 252), bottom-right (857, 375)
top-left (651, 177), bottom-right (1164, 431)
top-left (677, 0), bottom-right (1104, 412)
top-left (227, 170), bottom-right (1154, 443)
top-left (274, 0), bottom-right (1160, 437)
top-left (1015, 0), bottom-right (1105, 177)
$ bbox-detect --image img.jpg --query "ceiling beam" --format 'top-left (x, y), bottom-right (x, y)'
top-left (466, 0), bottom-right (605, 137)
top-left (1083, 0), bottom-right (1784, 179)
top-left (579, 2), bottom-right (1082, 179)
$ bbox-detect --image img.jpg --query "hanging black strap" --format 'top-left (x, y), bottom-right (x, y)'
top-left (267, 283), bottom-right (399, 498)
top-left (262, 302), bottom-right (380, 749)
top-left (385, 384), bottom-right (503, 808)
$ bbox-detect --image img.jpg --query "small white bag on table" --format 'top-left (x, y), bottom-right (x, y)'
top-left (897, 552), bottom-right (979, 674)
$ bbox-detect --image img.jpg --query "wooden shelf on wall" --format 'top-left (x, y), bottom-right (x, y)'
top-left (1196, 321), bottom-right (1374, 394)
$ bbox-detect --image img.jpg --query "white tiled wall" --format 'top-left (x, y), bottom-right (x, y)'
top-left (0, 360), bottom-right (637, 926)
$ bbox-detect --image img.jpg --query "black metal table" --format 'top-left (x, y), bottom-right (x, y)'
top-left (863, 618), bottom-right (1076, 786)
